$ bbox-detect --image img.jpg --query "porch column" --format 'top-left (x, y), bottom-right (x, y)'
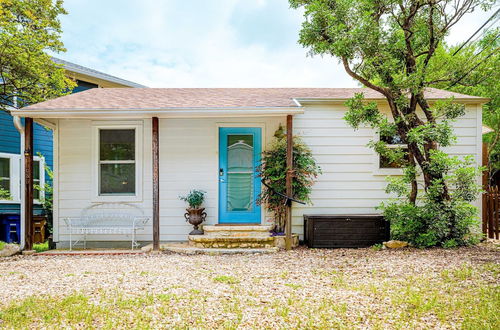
top-left (24, 117), bottom-right (34, 250)
top-left (152, 117), bottom-right (160, 251)
top-left (285, 115), bottom-right (293, 250)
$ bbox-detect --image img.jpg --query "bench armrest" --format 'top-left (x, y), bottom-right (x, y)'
top-left (133, 216), bottom-right (150, 227)
top-left (63, 217), bottom-right (83, 227)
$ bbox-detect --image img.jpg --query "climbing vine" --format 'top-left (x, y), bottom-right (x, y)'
top-left (257, 126), bottom-right (321, 233)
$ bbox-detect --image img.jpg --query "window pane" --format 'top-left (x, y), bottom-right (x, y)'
top-left (227, 134), bottom-right (253, 172)
top-left (0, 178), bottom-right (9, 192)
top-left (0, 158), bottom-right (9, 178)
top-left (100, 164), bottom-right (135, 195)
top-left (0, 158), bottom-right (11, 197)
top-left (32, 161), bottom-right (40, 200)
top-left (33, 161), bottom-right (40, 181)
top-left (380, 149), bottom-right (410, 168)
top-left (226, 134), bottom-right (254, 212)
top-left (100, 129), bottom-right (135, 161)
top-left (381, 133), bottom-right (404, 145)
top-left (227, 173), bottom-right (253, 211)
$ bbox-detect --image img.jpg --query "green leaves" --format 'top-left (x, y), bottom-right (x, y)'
top-left (258, 128), bottom-right (321, 232)
top-left (0, 0), bottom-right (75, 111)
top-left (407, 121), bottom-right (456, 148)
top-left (291, 0), bottom-right (488, 247)
top-left (344, 93), bottom-right (382, 129)
top-left (179, 190), bottom-right (206, 209)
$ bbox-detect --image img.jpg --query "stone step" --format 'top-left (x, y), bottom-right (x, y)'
top-left (161, 242), bottom-right (279, 255)
top-left (202, 225), bottom-right (273, 238)
top-left (188, 235), bottom-right (274, 249)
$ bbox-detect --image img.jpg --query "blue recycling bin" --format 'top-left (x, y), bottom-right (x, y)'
top-left (0, 214), bottom-right (21, 243)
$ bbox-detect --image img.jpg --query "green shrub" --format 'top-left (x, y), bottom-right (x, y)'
top-left (33, 241), bottom-right (49, 253)
top-left (381, 155), bottom-right (482, 248)
top-left (0, 241), bottom-right (5, 251)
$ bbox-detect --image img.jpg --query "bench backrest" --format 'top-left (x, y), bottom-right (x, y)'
top-left (78, 203), bottom-right (147, 228)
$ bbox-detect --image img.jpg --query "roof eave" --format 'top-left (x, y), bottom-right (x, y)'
top-left (293, 97), bottom-right (490, 104)
top-left (10, 106), bottom-right (304, 119)
top-left (64, 65), bottom-right (147, 88)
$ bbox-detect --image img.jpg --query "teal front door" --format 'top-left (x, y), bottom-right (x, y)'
top-left (219, 127), bottom-right (261, 224)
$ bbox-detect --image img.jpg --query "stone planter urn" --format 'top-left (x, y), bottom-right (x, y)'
top-left (184, 207), bottom-right (207, 235)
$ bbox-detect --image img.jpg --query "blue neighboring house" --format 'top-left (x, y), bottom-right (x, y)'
top-left (0, 58), bottom-right (145, 221)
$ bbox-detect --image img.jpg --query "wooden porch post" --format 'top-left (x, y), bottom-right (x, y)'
top-left (285, 115), bottom-right (293, 250)
top-left (24, 118), bottom-right (34, 250)
top-left (152, 117), bottom-right (160, 251)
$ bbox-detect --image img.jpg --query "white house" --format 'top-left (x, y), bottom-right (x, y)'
top-left (11, 88), bottom-right (487, 249)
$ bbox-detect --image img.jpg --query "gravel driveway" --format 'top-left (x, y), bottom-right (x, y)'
top-left (0, 244), bottom-right (499, 328)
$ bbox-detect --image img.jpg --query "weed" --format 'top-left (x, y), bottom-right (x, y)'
top-left (213, 275), bottom-right (240, 284)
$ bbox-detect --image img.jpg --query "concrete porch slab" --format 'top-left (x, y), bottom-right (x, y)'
top-left (35, 249), bottom-right (146, 256)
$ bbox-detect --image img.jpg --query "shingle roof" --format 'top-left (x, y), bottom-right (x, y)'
top-left (52, 57), bottom-right (147, 88)
top-left (23, 87), bottom-right (487, 111)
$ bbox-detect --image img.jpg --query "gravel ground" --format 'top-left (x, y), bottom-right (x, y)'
top-left (0, 243), bottom-right (499, 328)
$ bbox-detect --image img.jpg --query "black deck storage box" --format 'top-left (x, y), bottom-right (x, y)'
top-left (304, 214), bottom-right (389, 248)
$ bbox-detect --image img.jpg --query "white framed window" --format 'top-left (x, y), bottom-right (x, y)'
top-left (0, 154), bottom-right (15, 201)
top-left (91, 122), bottom-right (143, 202)
top-left (0, 152), bottom-right (45, 203)
top-left (33, 157), bottom-right (45, 201)
top-left (372, 133), bottom-right (408, 176)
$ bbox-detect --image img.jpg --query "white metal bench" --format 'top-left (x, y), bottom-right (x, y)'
top-left (63, 203), bottom-right (150, 250)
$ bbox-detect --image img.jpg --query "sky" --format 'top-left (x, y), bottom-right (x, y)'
top-left (56, 0), bottom-right (498, 88)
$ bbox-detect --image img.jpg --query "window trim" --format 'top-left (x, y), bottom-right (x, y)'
top-left (0, 152), bottom-right (45, 204)
top-left (372, 133), bottom-right (406, 176)
top-left (91, 122), bottom-right (143, 202)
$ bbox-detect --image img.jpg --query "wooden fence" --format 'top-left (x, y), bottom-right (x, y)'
top-left (483, 186), bottom-right (500, 239)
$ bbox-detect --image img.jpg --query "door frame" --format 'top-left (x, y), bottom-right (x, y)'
top-left (216, 124), bottom-right (264, 224)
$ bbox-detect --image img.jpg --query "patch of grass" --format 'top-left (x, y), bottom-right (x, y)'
top-left (213, 275), bottom-right (240, 284)
top-left (284, 283), bottom-right (302, 290)
top-left (371, 243), bottom-right (384, 251)
top-left (0, 294), bottom-right (100, 328)
top-left (0, 241), bottom-right (5, 251)
top-left (33, 241), bottom-right (49, 253)
top-left (452, 265), bottom-right (474, 281)
top-left (1, 248), bottom-right (499, 328)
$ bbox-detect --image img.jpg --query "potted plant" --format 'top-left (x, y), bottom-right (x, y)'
top-left (179, 190), bottom-right (207, 235)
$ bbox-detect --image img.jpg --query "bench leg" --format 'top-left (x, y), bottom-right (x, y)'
top-left (132, 230), bottom-right (135, 250)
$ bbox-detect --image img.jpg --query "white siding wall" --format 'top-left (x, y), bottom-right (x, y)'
top-left (292, 103), bottom-right (482, 237)
top-left (55, 102), bottom-right (481, 243)
top-left (56, 117), bottom-right (282, 242)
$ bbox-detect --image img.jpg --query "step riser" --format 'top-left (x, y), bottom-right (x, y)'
top-left (204, 232), bottom-right (271, 238)
top-left (190, 241), bottom-right (274, 249)
top-left (189, 235), bottom-right (274, 249)
top-left (191, 225), bottom-right (275, 249)
top-left (203, 225), bottom-right (273, 233)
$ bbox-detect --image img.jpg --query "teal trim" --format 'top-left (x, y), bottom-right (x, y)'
top-left (219, 127), bottom-right (261, 224)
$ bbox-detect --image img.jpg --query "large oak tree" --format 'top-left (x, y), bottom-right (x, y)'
top-left (290, 0), bottom-right (494, 203)
top-left (290, 0), bottom-right (494, 247)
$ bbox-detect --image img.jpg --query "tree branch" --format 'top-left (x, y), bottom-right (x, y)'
top-left (341, 56), bottom-right (389, 97)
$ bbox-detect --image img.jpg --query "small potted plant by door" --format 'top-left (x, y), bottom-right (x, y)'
top-left (179, 190), bottom-right (207, 235)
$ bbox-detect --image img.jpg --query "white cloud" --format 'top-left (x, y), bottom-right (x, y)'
top-left (55, 0), bottom-right (498, 88)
